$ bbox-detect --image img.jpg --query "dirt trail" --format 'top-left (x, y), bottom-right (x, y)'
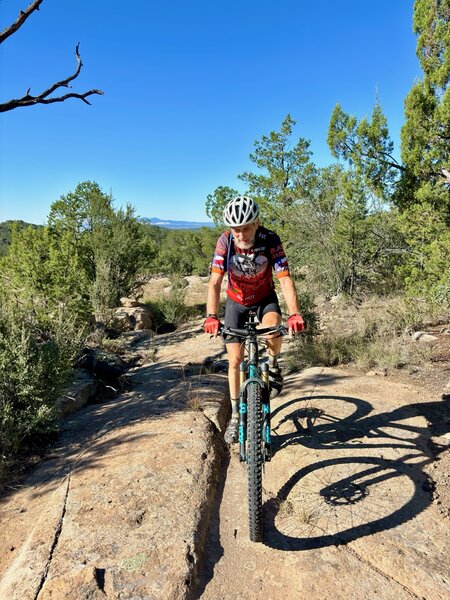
top-left (195, 365), bottom-right (450, 600)
top-left (0, 319), bottom-right (449, 599)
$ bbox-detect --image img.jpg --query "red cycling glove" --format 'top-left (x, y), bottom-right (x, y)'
top-left (204, 316), bottom-right (221, 336)
top-left (287, 313), bottom-right (305, 334)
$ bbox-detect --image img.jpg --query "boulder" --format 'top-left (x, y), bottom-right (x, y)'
top-left (112, 305), bottom-right (154, 332)
top-left (412, 331), bottom-right (438, 342)
top-left (77, 348), bottom-right (128, 382)
top-left (119, 297), bottom-right (140, 308)
top-left (58, 370), bottom-right (99, 417)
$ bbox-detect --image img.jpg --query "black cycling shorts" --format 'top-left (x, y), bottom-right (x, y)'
top-left (224, 291), bottom-right (282, 344)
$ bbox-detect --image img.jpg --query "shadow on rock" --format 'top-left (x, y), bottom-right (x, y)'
top-left (264, 394), bottom-right (450, 550)
top-left (264, 454), bottom-right (431, 551)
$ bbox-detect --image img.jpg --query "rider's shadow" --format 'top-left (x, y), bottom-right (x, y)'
top-left (264, 394), bottom-right (449, 551)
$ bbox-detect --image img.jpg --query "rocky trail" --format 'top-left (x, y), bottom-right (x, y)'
top-left (0, 318), bottom-right (449, 599)
top-left (196, 366), bottom-right (450, 600)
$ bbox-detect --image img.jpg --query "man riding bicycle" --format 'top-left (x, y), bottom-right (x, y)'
top-left (204, 195), bottom-right (305, 444)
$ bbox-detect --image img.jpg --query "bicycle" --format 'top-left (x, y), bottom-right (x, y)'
top-left (220, 311), bottom-right (286, 542)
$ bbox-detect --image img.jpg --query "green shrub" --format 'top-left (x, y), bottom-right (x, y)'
top-left (0, 304), bottom-right (85, 484)
top-left (287, 332), bottom-right (363, 370)
top-left (145, 275), bottom-right (197, 330)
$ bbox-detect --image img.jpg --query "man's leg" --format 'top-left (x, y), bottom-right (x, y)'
top-left (261, 310), bottom-right (284, 395)
top-left (226, 342), bottom-right (245, 402)
top-left (224, 341), bottom-right (244, 443)
top-left (261, 310), bottom-right (282, 357)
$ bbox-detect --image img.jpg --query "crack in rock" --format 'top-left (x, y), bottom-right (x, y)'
top-left (341, 544), bottom-right (422, 599)
top-left (34, 476), bottom-right (71, 600)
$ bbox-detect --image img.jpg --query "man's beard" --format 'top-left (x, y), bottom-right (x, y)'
top-left (234, 238), bottom-right (255, 251)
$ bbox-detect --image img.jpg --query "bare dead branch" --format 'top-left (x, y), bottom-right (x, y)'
top-left (0, 0), bottom-right (44, 45)
top-left (0, 44), bottom-right (103, 112)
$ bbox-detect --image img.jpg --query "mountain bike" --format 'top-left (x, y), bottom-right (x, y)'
top-left (220, 312), bottom-right (286, 542)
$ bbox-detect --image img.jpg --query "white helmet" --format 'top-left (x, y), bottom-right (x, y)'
top-left (223, 195), bottom-right (260, 227)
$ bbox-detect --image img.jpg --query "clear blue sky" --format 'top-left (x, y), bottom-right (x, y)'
top-left (0, 0), bottom-right (420, 224)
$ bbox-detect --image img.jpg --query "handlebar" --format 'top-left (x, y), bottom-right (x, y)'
top-left (219, 323), bottom-right (288, 340)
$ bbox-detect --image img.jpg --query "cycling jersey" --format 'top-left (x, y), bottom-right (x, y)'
top-left (211, 226), bottom-right (290, 305)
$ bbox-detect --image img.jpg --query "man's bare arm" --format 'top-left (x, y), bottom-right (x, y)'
top-left (278, 276), bottom-right (300, 315)
top-left (206, 271), bottom-right (224, 316)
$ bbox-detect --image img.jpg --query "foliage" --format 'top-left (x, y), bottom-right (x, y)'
top-left (396, 199), bottom-right (450, 304)
top-left (396, 0), bottom-right (450, 300)
top-left (48, 181), bottom-right (155, 318)
top-left (206, 115), bottom-right (316, 231)
top-left (0, 182), bottom-right (156, 484)
top-left (150, 227), bottom-right (219, 276)
top-left (400, 0), bottom-right (450, 199)
top-left (327, 102), bottom-right (402, 198)
top-left (1, 223), bottom-right (91, 326)
top-left (287, 332), bottom-right (364, 370)
top-left (0, 220), bottom-right (40, 256)
top-left (324, 0), bottom-right (450, 304)
top-left (284, 166), bottom-right (405, 296)
top-left (0, 294), bottom-right (85, 478)
top-left (206, 186), bottom-right (239, 227)
top-left (287, 294), bottom-right (446, 372)
top-left (1, 182), bottom-right (154, 324)
top-left (239, 114), bottom-right (317, 227)
top-left (145, 275), bottom-right (197, 329)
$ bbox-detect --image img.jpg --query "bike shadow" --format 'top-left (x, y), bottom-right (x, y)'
top-left (263, 393), bottom-right (449, 550)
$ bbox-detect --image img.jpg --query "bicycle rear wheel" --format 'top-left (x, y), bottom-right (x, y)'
top-left (247, 381), bottom-right (264, 542)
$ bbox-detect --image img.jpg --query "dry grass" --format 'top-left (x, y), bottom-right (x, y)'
top-left (278, 498), bottom-right (315, 525)
top-left (288, 294), bottom-right (447, 372)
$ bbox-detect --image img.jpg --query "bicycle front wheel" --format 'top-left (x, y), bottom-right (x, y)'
top-left (247, 381), bottom-right (264, 542)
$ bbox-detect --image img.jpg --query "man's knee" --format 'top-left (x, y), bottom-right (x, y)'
top-left (227, 344), bottom-right (243, 369)
top-left (261, 310), bottom-right (281, 327)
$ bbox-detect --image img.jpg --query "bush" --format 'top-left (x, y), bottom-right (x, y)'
top-left (0, 304), bottom-right (86, 485)
top-left (286, 294), bottom-right (447, 372)
top-left (145, 275), bottom-right (197, 330)
top-left (287, 332), bottom-right (363, 370)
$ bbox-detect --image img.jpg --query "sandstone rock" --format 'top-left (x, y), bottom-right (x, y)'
top-left (58, 370), bottom-right (99, 417)
top-left (412, 331), bottom-right (438, 342)
top-left (443, 380), bottom-right (450, 400)
top-left (110, 308), bottom-right (135, 332)
top-left (120, 297), bottom-right (140, 308)
top-left (40, 566), bottom-right (108, 599)
top-left (113, 305), bottom-right (154, 331)
top-left (78, 348), bottom-right (128, 382)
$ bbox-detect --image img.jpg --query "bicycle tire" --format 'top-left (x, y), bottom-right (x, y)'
top-left (247, 380), bottom-right (264, 542)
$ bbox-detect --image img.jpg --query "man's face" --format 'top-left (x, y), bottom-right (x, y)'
top-left (230, 221), bottom-right (258, 250)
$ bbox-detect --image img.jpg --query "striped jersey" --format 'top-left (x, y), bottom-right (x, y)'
top-left (211, 226), bottom-right (290, 305)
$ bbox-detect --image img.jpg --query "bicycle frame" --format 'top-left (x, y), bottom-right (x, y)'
top-left (221, 312), bottom-right (285, 463)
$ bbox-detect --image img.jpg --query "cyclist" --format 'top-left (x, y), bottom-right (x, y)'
top-left (204, 195), bottom-right (305, 444)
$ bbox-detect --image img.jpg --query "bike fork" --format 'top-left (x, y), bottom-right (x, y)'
top-left (261, 362), bottom-right (272, 462)
top-left (239, 361), bottom-right (247, 462)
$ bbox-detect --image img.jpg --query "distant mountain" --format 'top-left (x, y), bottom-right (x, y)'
top-left (140, 217), bottom-right (214, 230)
